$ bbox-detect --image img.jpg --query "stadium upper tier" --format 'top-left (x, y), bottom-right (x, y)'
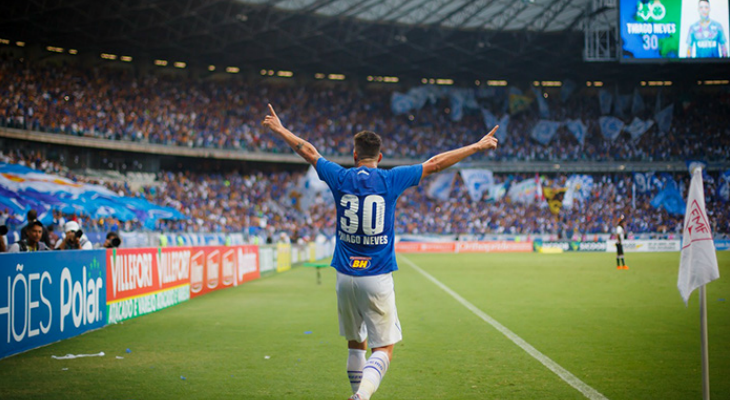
top-left (1, 56), bottom-right (729, 164)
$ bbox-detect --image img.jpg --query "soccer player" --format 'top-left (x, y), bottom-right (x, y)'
top-left (262, 104), bottom-right (499, 400)
top-left (615, 216), bottom-right (628, 270)
top-left (686, 0), bottom-right (728, 58)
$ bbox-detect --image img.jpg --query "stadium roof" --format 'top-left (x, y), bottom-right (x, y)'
top-left (0, 0), bottom-right (725, 81)
top-left (239, 0), bottom-right (600, 33)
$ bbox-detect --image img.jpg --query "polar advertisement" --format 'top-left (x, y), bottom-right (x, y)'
top-left (106, 247), bottom-right (191, 324)
top-left (0, 250), bottom-right (107, 359)
top-left (620, 0), bottom-right (730, 61)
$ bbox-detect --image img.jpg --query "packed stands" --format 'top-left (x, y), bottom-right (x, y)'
top-left (2, 55), bottom-right (730, 162)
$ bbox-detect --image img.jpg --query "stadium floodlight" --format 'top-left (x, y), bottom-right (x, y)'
top-left (101, 53), bottom-right (118, 60)
top-left (315, 73), bottom-right (325, 79)
top-left (436, 79), bottom-right (453, 85)
top-left (487, 80), bottom-right (507, 86)
top-left (367, 76), bottom-right (374, 81)
top-left (699, 80), bottom-right (729, 86)
top-left (120, 56), bottom-right (133, 62)
top-left (260, 69), bottom-right (267, 75)
top-left (174, 62), bottom-right (186, 69)
top-left (327, 74), bottom-right (345, 80)
top-left (69, 49), bottom-right (78, 55)
top-left (154, 59), bottom-right (168, 66)
top-left (383, 77), bottom-right (399, 83)
top-left (475, 80), bottom-right (480, 86)
top-left (16, 41), bottom-right (25, 47)
top-left (0, 38), bottom-right (9, 44)
top-left (208, 65), bottom-right (216, 71)
top-left (46, 46), bottom-right (64, 53)
top-left (226, 67), bottom-right (239, 73)
top-left (276, 71), bottom-right (293, 77)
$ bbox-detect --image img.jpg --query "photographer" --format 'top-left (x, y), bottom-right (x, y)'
top-left (0, 224), bottom-right (7, 253)
top-left (21, 210), bottom-right (51, 248)
top-left (103, 231), bottom-right (122, 248)
top-left (7, 221), bottom-right (50, 252)
top-left (55, 221), bottom-right (93, 250)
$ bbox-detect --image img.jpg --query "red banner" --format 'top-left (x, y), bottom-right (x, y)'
top-left (455, 241), bottom-right (533, 253)
top-left (106, 247), bottom-right (191, 302)
top-left (395, 241), bottom-right (533, 254)
top-left (235, 245), bottom-right (260, 286)
top-left (395, 242), bottom-right (456, 253)
top-left (190, 246), bottom-right (260, 298)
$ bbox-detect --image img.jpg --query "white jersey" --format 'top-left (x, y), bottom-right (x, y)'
top-left (616, 225), bottom-right (625, 243)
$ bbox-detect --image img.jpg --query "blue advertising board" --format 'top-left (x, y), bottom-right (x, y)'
top-left (0, 250), bottom-right (107, 359)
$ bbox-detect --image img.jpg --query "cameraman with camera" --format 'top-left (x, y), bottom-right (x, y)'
top-left (55, 221), bottom-right (93, 250)
top-left (21, 210), bottom-right (51, 248)
top-left (103, 231), bottom-right (122, 248)
top-left (7, 220), bottom-right (50, 252)
top-left (0, 224), bottom-right (8, 253)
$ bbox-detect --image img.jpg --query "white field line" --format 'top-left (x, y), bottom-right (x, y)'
top-left (400, 256), bottom-right (609, 400)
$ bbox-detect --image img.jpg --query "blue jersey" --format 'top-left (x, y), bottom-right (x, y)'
top-left (316, 157), bottom-right (422, 276)
top-left (687, 20), bottom-right (727, 58)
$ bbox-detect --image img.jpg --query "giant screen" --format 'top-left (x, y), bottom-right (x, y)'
top-left (620, 0), bottom-right (729, 61)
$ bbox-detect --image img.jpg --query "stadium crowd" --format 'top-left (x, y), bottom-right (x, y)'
top-left (1, 55), bottom-right (730, 162)
top-left (3, 149), bottom-right (729, 242)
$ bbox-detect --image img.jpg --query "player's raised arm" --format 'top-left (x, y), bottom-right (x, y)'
top-left (421, 125), bottom-right (499, 179)
top-left (262, 104), bottom-right (321, 165)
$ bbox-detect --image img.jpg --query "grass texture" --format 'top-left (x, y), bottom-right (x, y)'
top-left (0, 251), bottom-right (728, 399)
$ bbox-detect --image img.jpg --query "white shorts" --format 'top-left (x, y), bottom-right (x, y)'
top-left (335, 271), bottom-right (402, 349)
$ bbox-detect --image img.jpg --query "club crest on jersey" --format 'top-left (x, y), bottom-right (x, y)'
top-left (349, 256), bottom-right (372, 269)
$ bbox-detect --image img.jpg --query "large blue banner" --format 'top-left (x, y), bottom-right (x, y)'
top-left (0, 250), bottom-right (107, 359)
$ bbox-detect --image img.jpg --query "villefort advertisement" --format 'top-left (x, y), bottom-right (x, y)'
top-left (106, 247), bottom-right (191, 324)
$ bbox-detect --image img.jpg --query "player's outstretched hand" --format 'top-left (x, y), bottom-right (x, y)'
top-left (262, 104), bottom-right (284, 132)
top-left (476, 125), bottom-right (499, 151)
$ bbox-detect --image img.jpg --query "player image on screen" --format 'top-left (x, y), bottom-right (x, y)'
top-left (685, 0), bottom-right (729, 57)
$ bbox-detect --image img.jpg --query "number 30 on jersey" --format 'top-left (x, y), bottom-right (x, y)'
top-left (340, 194), bottom-right (385, 235)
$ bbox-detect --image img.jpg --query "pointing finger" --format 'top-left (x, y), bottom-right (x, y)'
top-left (268, 104), bottom-right (277, 117)
top-left (486, 125), bottom-right (499, 137)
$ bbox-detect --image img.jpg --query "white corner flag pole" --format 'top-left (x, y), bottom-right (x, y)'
top-left (678, 166), bottom-right (720, 400)
top-left (700, 285), bottom-right (710, 400)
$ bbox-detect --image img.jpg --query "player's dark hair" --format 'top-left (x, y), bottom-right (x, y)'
top-left (354, 130), bottom-right (382, 160)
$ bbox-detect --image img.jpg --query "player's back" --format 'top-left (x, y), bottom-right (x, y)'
top-left (316, 158), bottom-right (421, 276)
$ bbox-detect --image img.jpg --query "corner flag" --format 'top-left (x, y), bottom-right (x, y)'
top-left (678, 168), bottom-right (720, 305)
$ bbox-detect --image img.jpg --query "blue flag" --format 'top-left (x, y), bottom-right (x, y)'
top-left (459, 169), bottom-right (494, 202)
top-left (530, 120), bottom-right (561, 145)
top-left (598, 116), bottom-right (625, 141)
top-left (633, 172), bottom-right (658, 193)
top-left (625, 117), bottom-right (654, 141)
top-left (564, 119), bottom-right (587, 145)
top-left (655, 104), bottom-right (674, 133)
top-left (718, 170), bottom-right (730, 202)
top-left (651, 183), bottom-right (686, 215)
top-left (391, 92), bottom-right (415, 115)
top-left (426, 171), bottom-right (456, 201)
top-left (560, 79), bottom-right (577, 103)
top-left (631, 88), bottom-right (645, 116)
top-left (598, 89), bottom-right (613, 115)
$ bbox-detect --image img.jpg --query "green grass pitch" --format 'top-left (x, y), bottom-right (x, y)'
top-left (1, 252), bottom-right (728, 399)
